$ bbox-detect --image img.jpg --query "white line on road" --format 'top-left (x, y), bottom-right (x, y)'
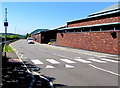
top-left (101, 58), bottom-right (119, 63)
top-left (46, 65), bottom-right (55, 68)
top-left (46, 59), bottom-right (60, 64)
top-left (65, 64), bottom-right (74, 68)
top-left (21, 55), bottom-right (23, 58)
top-left (31, 59), bottom-right (43, 64)
top-left (88, 59), bottom-right (106, 63)
top-left (75, 59), bottom-right (91, 63)
top-left (60, 59), bottom-right (76, 63)
top-left (89, 64), bottom-right (120, 76)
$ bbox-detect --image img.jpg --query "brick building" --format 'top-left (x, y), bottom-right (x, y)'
top-left (32, 3), bottom-right (120, 54)
top-left (31, 25), bottom-right (66, 44)
top-left (55, 3), bottom-right (120, 55)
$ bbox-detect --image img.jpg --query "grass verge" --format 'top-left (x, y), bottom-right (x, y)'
top-left (3, 45), bottom-right (14, 52)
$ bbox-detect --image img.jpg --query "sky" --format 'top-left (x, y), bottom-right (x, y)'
top-left (0, 2), bottom-right (118, 35)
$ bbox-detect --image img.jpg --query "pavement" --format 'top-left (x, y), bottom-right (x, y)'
top-left (2, 51), bottom-right (54, 88)
top-left (10, 39), bottom-right (120, 87)
top-left (2, 52), bottom-right (32, 88)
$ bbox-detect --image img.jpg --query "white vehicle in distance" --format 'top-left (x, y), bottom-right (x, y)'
top-left (27, 38), bottom-right (34, 44)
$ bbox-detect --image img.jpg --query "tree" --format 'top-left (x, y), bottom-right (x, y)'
top-left (25, 33), bottom-right (31, 39)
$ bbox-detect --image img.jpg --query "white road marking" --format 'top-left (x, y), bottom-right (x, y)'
top-left (31, 59), bottom-right (43, 64)
top-left (46, 65), bottom-right (55, 68)
top-left (21, 55), bottom-right (23, 58)
top-left (75, 59), bottom-right (91, 63)
top-left (88, 59), bottom-right (106, 63)
top-left (97, 56), bottom-right (107, 57)
top-left (89, 64), bottom-right (120, 76)
top-left (60, 59), bottom-right (76, 63)
top-left (116, 58), bottom-right (120, 59)
top-left (16, 51), bottom-right (18, 53)
top-left (101, 58), bottom-right (119, 63)
top-left (46, 59), bottom-right (60, 64)
top-left (65, 64), bottom-right (74, 68)
top-left (75, 57), bottom-right (81, 59)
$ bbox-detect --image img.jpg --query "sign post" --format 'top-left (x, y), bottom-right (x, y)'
top-left (4, 8), bottom-right (8, 58)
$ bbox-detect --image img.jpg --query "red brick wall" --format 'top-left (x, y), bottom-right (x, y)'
top-left (68, 16), bottom-right (120, 28)
top-left (55, 31), bottom-right (120, 55)
top-left (33, 33), bottom-right (41, 43)
top-left (38, 34), bottom-right (41, 43)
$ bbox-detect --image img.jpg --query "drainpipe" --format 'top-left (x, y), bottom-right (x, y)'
top-left (114, 26), bottom-right (116, 30)
top-left (100, 27), bottom-right (102, 31)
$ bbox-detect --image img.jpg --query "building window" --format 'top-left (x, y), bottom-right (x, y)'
top-left (90, 26), bottom-right (100, 32)
top-left (82, 27), bottom-right (91, 32)
top-left (102, 25), bottom-right (114, 31)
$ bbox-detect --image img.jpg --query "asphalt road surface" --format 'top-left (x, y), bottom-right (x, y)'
top-left (10, 39), bottom-right (119, 87)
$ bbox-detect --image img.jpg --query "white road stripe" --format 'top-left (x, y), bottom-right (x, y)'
top-left (46, 59), bottom-right (60, 64)
top-left (21, 55), bottom-right (23, 58)
top-left (60, 59), bottom-right (76, 63)
top-left (97, 56), bottom-right (107, 58)
top-left (46, 65), bottom-right (55, 68)
top-left (65, 64), bottom-right (74, 68)
top-left (89, 64), bottom-right (120, 76)
top-left (88, 59), bottom-right (106, 63)
top-left (101, 58), bottom-right (119, 63)
top-left (31, 59), bottom-right (43, 64)
top-left (75, 59), bottom-right (91, 63)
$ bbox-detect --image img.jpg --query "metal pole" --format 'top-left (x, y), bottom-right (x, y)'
top-left (4, 26), bottom-right (7, 58)
top-left (4, 8), bottom-right (8, 58)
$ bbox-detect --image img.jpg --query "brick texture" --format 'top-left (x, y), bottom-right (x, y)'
top-left (54, 31), bottom-right (120, 55)
top-left (33, 33), bottom-right (41, 43)
top-left (68, 16), bottom-right (120, 28)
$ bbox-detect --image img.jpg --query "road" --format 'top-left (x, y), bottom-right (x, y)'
top-left (10, 39), bottom-right (119, 87)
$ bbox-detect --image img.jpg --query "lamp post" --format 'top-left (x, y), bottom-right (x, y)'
top-left (4, 8), bottom-right (8, 58)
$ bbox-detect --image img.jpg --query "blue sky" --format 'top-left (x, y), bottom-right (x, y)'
top-left (0, 2), bottom-right (117, 35)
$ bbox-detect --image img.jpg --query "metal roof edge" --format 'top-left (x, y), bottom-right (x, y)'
top-left (89, 10), bottom-right (119, 18)
top-left (49, 24), bottom-right (67, 30)
top-left (67, 11), bottom-right (119, 23)
top-left (31, 29), bottom-right (49, 35)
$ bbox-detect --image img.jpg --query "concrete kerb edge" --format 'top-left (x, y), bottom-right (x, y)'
top-left (9, 44), bottom-right (23, 62)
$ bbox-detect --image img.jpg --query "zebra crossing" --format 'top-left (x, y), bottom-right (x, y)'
top-left (30, 57), bottom-right (119, 69)
top-left (46, 59), bottom-right (60, 64)
top-left (31, 59), bottom-right (44, 64)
